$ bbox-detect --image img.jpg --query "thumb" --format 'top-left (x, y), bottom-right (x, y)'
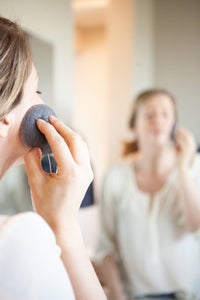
top-left (24, 147), bottom-right (43, 185)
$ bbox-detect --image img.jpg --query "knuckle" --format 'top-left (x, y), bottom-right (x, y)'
top-left (51, 132), bottom-right (64, 145)
top-left (71, 132), bottom-right (84, 144)
top-left (69, 165), bottom-right (79, 178)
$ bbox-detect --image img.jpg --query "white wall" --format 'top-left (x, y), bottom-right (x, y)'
top-left (133, 0), bottom-right (155, 94)
top-left (154, 0), bottom-right (200, 143)
top-left (0, 0), bottom-right (73, 122)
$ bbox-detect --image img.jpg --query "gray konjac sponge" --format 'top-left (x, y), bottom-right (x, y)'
top-left (20, 104), bottom-right (57, 155)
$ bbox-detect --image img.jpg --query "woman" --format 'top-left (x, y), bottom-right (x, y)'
top-left (0, 16), bottom-right (106, 299)
top-left (96, 89), bottom-right (200, 299)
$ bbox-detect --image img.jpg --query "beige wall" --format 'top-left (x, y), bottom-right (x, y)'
top-left (73, 27), bottom-right (109, 199)
top-left (73, 0), bottom-right (134, 199)
top-left (107, 0), bottom-right (134, 163)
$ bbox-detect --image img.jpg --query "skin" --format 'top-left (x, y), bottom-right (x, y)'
top-left (99, 94), bottom-right (199, 300)
top-left (0, 64), bottom-right (106, 300)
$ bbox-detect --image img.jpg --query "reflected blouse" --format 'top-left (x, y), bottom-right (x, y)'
top-left (96, 154), bottom-right (200, 296)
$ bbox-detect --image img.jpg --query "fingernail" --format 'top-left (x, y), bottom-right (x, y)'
top-left (36, 119), bottom-right (45, 125)
top-left (49, 115), bottom-right (57, 121)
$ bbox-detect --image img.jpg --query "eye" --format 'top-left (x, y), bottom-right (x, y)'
top-left (36, 90), bottom-right (42, 95)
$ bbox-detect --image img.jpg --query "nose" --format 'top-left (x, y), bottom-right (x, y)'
top-left (154, 112), bottom-right (165, 122)
top-left (37, 95), bottom-right (45, 105)
top-left (152, 114), bottom-right (162, 123)
top-left (151, 114), bottom-right (165, 128)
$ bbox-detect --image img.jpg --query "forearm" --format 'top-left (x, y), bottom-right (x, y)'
top-left (54, 223), bottom-right (106, 300)
top-left (100, 255), bottom-right (127, 300)
top-left (178, 167), bottom-right (200, 231)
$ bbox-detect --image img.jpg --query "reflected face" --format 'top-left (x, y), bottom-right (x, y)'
top-left (134, 94), bottom-right (176, 149)
top-left (7, 64), bottom-right (44, 165)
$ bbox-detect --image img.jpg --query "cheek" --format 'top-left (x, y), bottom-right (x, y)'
top-left (17, 95), bottom-right (44, 121)
top-left (167, 119), bottom-right (176, 133)
top-left (135, 121), bottom-right (148, 138)
top-left (136, 117), bottom-right (149, 130)
top-left (25, 94), bottom-right (44, 110)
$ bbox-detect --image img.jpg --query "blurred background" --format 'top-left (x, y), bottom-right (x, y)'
top-left (0, 0), bottom-right (199, 251)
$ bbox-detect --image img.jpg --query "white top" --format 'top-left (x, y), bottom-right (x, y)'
top-left (96, 154), bottom-right (200, 297)
top-left (0, 212), bottom-right (75, 300)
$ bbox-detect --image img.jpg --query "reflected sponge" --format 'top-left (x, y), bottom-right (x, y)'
top-left (20, 104), bottom-right (57, 155)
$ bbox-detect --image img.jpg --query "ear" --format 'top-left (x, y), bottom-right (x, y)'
top-left (0, 116), bottom-right (11, 138)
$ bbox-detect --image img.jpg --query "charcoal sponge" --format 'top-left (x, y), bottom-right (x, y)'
top-left (20, 104), bottom-right (57, 155)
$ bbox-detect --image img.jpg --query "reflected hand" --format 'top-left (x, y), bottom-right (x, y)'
top-left (107, 290), bottom-right (129, 300)
top-left (24, 116), bottom-right (93, 232)
top-left (175, 127), bottom-right (197, 169)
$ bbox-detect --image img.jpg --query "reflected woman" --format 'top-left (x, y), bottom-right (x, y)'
top-left (96, 89), bottom-right (200, 299)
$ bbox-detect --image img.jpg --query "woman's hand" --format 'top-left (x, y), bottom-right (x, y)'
top-left (24, 116), bottom-right (93, 232)
top-left (174, 127), bottom-right (197, 170)
top-left (24, 117), bottom-right (107, 300)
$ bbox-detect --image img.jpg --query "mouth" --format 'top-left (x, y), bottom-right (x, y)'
top-left (152, 129), bottom-right (164, 135)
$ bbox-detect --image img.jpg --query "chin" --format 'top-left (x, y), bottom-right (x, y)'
top-left (150, 138), bottom-right (169, 150)
top-left (153, 135), bottom-right (169, 145)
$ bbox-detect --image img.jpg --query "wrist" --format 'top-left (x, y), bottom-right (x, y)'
top-left (42, 210), bottom-right (79, 235)
top-left (176, 157), bottom-right (189, 173)
top-left (108, 288), bottom-right (127, 300)
top-left (52, 219), bottom-right (80, 238)
top-left (177, 165), bottom-right (190, 182)
top-left (109, 282), bottom-right (125, 295)
top-left (177, 164), bottom-right (188, 173)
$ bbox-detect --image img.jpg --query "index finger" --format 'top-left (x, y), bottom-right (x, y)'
top-left (36, 119), bottom-right (74, 175)
top-left (49, 116), bottom-right (91, 166)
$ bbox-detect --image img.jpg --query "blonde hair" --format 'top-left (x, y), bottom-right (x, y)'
top-left (0, 17), bottom-right (32, 119)
top-left (123, 89), bottom-right (177, 156)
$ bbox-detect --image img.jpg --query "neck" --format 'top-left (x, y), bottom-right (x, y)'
top-left (0, 156), bottom-right (10, 180)
top-left (0, 140), bottom-right (22, 180)
top-left (135, 145), bottom-right (175, 175)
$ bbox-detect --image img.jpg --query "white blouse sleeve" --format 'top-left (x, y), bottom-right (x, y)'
top-left (189, 154), bottom-right (200, 238)
top-left (190, 154), bottom-right (200, 193)
top-left (0, 212), bottom-right (75, 300)
top-left (95, 166), bottom-right (121, 263)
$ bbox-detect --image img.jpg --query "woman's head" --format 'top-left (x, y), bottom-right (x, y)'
top-left (0, 16), bottom-right (32, 119)
top-left (0, 17), bottom-right (43, 176)
top-left (123, 89), bottom-right (177, 156)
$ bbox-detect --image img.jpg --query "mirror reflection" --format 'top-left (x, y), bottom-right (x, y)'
top-left (0, 0), bottom-right (200, 299)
